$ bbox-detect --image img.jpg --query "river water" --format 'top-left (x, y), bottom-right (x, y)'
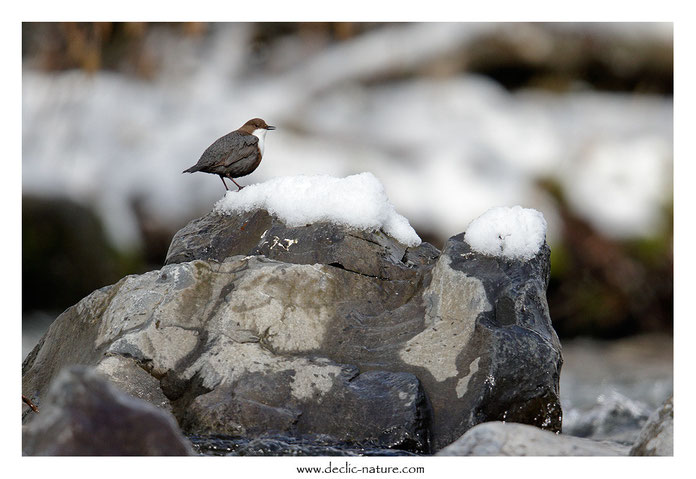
top-left (559, 333), bottom-right (673, 445)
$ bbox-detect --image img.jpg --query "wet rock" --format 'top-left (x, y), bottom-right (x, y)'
top-left (189, 434), bottom-right (419, 456)
top-left (415, 233), bottom-right (563, 447)
top-left (23, 209), bottom-right (562, 452)
top-left (22, 366), bottom-right (193, 456)
top-left (630, 396), bottom-right (673, 456)
top-left (184, 368), bottom-right (430, 452)
top-left (437, 421), bottom-right (629, 456)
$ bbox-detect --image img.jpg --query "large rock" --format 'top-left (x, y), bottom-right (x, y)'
top-left (23, 209), bottom-right (562, 452)
top-left (164, 210), bottom-right (435, 281)
top-left (183, 368), bottom-right (431, 452)
top-left (421, 232), bottom-right (562, 443)
top-left (437, 421), bottom-right (629, 456)
top-left (22, 366), bottom-right (193, 456)
top-left (630, 396), bottom-right (673, 456)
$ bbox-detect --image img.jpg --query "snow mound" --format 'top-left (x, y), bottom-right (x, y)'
top-left (213, 172), bottom-right (422, 247)
top-left (464, 206), bottom-right (547, 260)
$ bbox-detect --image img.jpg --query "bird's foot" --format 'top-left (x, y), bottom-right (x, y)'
top-left (228, 177), bottom-right (244, 191)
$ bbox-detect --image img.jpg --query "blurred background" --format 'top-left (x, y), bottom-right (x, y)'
top-left (22, 22), bottom-right (673, 443)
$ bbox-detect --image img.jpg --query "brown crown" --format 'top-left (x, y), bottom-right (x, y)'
top-left (240, 118), bottom-right (275, 133)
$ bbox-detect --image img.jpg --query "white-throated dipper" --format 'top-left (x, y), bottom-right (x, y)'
top-left (183, 118), bottom-right (275, 191)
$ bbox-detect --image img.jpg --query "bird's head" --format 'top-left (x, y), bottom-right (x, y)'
top-left (241, 118), bottom-right (276, 133)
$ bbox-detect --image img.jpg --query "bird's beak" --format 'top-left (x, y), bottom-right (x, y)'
top-left (266, 125), bottom-right (276, 130)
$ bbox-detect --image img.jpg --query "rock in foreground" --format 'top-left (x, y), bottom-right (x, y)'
top-left (22, 366), bottom-right (193, 456)
top-left (630, 396), bottom-right (673, 456)
top-left (437, 421), bottom-right (629, 456)
top-left (23, 208), bottom-right (562, 453)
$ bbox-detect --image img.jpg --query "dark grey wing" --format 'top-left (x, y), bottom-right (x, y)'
top-left (200, 132), bottom-right (259, 169)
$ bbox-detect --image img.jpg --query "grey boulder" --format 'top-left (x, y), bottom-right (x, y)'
top-left (23, 254), bottom-right (433, 452)
top-left (437, 421), bottom-right (629, 456)
top-left (22, 366), bottom-right (193, 456)
top-left (23, 208), bottom-right (562, 452)
top-left (630, 396), bottom-right (673, 456)
top-left (415, 233), bottom-right (562, 447)
top-left (184, 369), bottom-right (430, 451)
top-left (164, 209), bottom-right (435, 281)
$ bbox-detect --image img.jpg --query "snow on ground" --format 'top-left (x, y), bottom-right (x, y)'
top-left (214, 173), bottom-right (421, 247)
top-left (464, 206), bottom-right (547, 260)
top-left (21, 24), bottom-right (673, 250)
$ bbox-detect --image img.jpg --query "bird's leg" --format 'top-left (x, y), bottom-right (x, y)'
top-left (228, 176), bottom-right (244, 191)
top-left (219, 176), bottom-right (230, 191)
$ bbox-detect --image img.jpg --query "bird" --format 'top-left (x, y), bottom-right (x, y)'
top-left (183, 118), bottom-right (275, 191)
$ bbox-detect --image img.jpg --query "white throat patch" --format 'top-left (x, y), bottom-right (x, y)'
top-left (252, 128), bottom-right (268, 156)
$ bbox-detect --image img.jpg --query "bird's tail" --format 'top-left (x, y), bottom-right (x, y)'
top-left (182, 165), bottom-right (200, 173)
